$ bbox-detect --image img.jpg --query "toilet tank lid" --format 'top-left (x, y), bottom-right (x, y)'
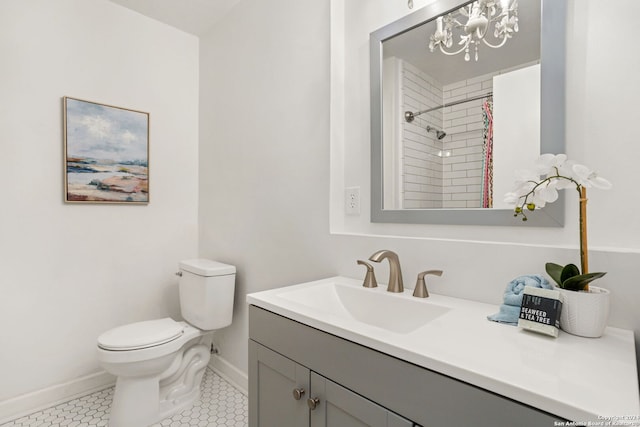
top-left (179, 259), bottom-right (236, 277)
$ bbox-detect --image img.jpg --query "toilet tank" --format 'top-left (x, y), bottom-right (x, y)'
top-left (178, 259), bottom-right (236, 330)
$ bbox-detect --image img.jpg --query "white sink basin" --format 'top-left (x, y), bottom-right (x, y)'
top-left (277, 280), bottom-right (450, 333)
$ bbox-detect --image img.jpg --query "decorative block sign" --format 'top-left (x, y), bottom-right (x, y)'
top-left (518, 286), bottom-right (562, 337)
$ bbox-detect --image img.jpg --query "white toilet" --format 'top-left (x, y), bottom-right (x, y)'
top-left (97, 259), bottom-right (235, 427)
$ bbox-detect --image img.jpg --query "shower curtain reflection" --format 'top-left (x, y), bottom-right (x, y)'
top-left (482, 97), bottom-right (494, 208)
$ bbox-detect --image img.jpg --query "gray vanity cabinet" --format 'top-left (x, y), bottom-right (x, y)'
top-left (249, 340), bottom-right (413, 427)
top-left (249, 305), bottom-right (563, 427)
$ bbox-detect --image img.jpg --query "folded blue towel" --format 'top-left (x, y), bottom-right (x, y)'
top-left (487, 274), bottom-right (552, 325)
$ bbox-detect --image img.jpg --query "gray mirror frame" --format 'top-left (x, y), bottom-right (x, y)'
top-left (370, 0), bottom-right (566, 226)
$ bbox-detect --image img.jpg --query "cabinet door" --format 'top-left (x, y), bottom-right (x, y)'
top-left (249, 340), bottom-right (310, 427)
top-left (308, 372), bottom-right (413, 427)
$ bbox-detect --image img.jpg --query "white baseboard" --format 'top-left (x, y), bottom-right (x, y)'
top-left (208, 355), bottom-right (248, 395)
top-left (0, 358), bottom-right (246, 424)
top-left (0, 371), bottom-right (115, 424)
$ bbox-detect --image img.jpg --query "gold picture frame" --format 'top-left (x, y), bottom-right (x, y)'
top-left (63, 97), bottom-right (150, 204)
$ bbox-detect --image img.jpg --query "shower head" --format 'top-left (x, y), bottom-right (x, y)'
top-left (426, 125), bottom-right (447, 140)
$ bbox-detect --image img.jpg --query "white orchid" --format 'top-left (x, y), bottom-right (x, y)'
top-left (533, 153), bottom-right (567, 176)
top-left (506, 179), bottom-right (556, 208)
top-left (572, 164), bottom-right (613, 190)
top-left (504, 154), bottom-right (612, 220)
top-left (532, 182), bottom-right (559, 207)
top-left (505, 154), bottom-right (612, 290)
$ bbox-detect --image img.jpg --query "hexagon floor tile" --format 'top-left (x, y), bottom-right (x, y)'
top-left (1, 368), bottom-right (247, 427)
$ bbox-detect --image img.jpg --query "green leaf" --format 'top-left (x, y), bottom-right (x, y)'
top-left (545, 263), bottom-right (565, 287)
top-left (560, 264), bottom-right (581, 284)
top-left (561, 272), bottom-right (607, 291)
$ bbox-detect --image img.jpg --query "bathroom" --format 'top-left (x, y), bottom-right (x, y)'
top-left (1, 0), bottom-right (639, 425)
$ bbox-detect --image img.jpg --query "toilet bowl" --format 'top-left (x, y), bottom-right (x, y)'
top-left (97, 259), bottom-right (235, 427)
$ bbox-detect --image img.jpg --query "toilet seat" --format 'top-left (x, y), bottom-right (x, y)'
top-left (98, 318), bottom-right (184, 351)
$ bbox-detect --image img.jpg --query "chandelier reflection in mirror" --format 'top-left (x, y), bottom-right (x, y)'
top-left (429, 0), bottom-right (519, 62)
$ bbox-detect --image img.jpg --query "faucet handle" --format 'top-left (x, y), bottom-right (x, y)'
top-left (357, 260), bottom-right (378, 288)
top-left (413, 270), bottom-right (443, 298)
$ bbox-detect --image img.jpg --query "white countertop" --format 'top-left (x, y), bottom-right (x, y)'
top-left (247, 276), bottom-right (640, 423)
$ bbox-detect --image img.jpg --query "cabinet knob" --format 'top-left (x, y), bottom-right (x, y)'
top-left (292, 388), bottom-right (305, 400)
top-left (307, 397), bottom-right (320, 410)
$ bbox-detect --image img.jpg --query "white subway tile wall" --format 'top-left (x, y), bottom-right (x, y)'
top-left (401, 60), bottom-right (492, 209)
top-left (441, 72), bottom-right (493, 208)
top-left (399, 59), bottom-right (538, 209)
top-left (401, 61), bottom-right (444, 208)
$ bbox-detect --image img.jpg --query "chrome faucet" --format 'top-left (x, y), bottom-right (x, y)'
top-left (368, 250), bottom-right (403, 293)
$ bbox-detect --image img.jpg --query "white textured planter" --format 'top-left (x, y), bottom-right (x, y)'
top-left (558, 286), bottom-right (610, 338)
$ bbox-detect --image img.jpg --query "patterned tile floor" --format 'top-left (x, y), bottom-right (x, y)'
top-left (1, 368), bottom-right (248, 427)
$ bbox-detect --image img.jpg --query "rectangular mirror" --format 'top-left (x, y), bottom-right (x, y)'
top-left (370, 0), bottom-right (566, 226)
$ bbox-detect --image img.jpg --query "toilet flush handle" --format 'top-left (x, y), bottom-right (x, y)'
top-left (175, 271), bottom-right (183, 277)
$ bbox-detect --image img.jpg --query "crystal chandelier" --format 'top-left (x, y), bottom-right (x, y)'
top-left (428, 0), bottom-right (519, 62)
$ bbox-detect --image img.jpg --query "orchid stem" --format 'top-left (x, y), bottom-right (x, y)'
top-left (515, 174), bottom-right (580, 221)
top-left (579, 187), bottom-right (589, 290)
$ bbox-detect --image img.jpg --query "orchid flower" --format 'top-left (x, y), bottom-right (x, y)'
top-left (505, 154), bottom-right (612, 290)
top-left (572, 164), bottom-right (613, 190)
top-left (504, 154), bottom-right (611, 219)
top-left (533, 153), bottom-right (567, 176)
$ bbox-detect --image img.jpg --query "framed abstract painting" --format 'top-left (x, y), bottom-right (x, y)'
top-left (63, 97), bottom-right (150, 204)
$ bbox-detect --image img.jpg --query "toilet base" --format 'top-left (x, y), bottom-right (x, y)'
top-left (157, 338), bottom-right (210, 421)
top-left (106, 333), bottom-right (212, 427)
top-left (110, 375), bottom-right (161, 427)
